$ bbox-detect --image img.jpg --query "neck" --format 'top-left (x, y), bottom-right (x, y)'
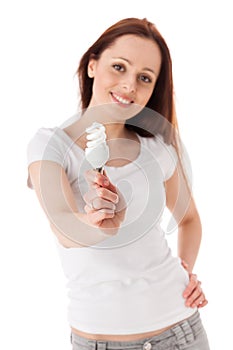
top-left (104, 123), bottom-right (127, 140)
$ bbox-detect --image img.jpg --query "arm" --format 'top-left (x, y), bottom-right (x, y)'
top-left (165, 168), bottom-right (208, 308)
top-left (28, 160), bottom-right (124, 248)
top-left (165, 168), bottom-right (201, 273)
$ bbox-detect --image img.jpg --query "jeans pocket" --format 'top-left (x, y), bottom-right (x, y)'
top-left (71, 340), bottom-right (90, 350)
top-left (175, 328), bottom-right (210, 350)
top-left (70, 333), bottom-right (91, 350)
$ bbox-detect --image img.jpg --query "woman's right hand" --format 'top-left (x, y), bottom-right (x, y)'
top-left (83, 169), bottom-right (126, 234)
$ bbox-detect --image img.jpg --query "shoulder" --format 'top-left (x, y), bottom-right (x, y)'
top-left (27, 126), bottom-right (73, 153)
top-left (139, 134), bottom-right (178, 181)
top-left (27, 126), bottom-right (58, 152)
top-left (27, 126), bottom-right (72, 146)
top-left (140, 134), bottom-right (177, 159)
top-left (27, 126), bottom-right (74, 167)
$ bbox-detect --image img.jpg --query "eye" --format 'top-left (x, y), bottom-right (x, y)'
top-left (112, 64), bottom-right (125, 72)
top-left (139, 74), bottom-right (152, 83)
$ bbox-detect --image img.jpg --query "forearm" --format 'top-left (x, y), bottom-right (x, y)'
top-left (178, 216), bottom-right (202, 273)
top-left (50, 211), bottom-right (114, 247)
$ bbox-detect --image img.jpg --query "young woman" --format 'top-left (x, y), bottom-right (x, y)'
top-left (27, 18), bottom-right (210, 350)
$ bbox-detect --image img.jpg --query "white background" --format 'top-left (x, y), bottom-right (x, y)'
top-left (0, 0), bottom-right (232, 349)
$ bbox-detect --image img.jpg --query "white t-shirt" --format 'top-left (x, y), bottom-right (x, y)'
top-left (27, 126), bottom-right (196, 334)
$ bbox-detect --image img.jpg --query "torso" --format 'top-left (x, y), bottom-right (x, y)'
top-left (54, 124), bottom-right (141, 250)
top-left (63, 122), bottom-right (188, 340)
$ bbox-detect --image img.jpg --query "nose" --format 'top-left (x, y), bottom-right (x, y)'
top-left (121, 74), bottom-right (136, 94)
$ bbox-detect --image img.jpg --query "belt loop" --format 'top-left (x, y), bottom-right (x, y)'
top-left (171, 319), bottom-right (195, 347)
top-left (181, 319), bottom-right (195, 343)
top-left (97, 341), bottom-right (107, 350)
top-left (171, 324), bottom-right (187, 347)
top-left (87, 340), bottom-right (97, 350)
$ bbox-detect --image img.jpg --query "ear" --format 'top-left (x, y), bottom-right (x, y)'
top-left (87, 58), bottom-right (97, 78)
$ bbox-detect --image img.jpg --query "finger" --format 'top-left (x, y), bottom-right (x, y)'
top-left (197, 299), bottom-right (208, 308)
top-left (87, 197), bottom-right (116, 211)
top-left (83, 189), bottom-right (98, 205)
top-left (83, 188), bottom-right (118, 208)
top-left (183, 274), bottom-right (198, 298)
top-left (85, 169), bottom-right (118, 195)
top-left (85, 208), bottom-right (115, 225)
top-left (102, 169), bottom-right (117, 193)
top-left (84, 169), bottom-right (109, 188)
top-left (85, 204), bottom-right (115, 215)
top-left (96, 187), bottom-right (119, 204)
top-left (189, 293), bottom-right (206, 308)
top-left (185, 284), bottom-right (203, 307)
top-left (84, 204), bottom-right (93, 214)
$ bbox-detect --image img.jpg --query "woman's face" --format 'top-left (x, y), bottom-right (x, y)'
top-left (87, 35), bottom-right (162, 117)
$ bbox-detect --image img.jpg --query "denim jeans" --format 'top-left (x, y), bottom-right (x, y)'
top-left (70, 310), bottom-right (210, 349)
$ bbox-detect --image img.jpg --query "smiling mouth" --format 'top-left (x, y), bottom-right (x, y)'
top-left (111, 92), bottom-right (134, 105)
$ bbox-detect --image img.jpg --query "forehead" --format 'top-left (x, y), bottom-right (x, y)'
top-left (101, 35), bottom-right (162, 70)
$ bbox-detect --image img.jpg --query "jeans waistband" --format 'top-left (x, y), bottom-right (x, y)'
top-left (71, 310), bottom-right (201, 350)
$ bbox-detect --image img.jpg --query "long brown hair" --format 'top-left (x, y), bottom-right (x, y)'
top-left (77, 18), bottom-right (177, 141)
top-left (77, 18), bottom-right (191, 193)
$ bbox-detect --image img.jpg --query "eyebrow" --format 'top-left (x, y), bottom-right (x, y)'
top-left (112, 57), bottom-right (156, 75)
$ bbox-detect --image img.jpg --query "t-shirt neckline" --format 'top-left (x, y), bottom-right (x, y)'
top-left (55, 126), bottom-right (144, 170)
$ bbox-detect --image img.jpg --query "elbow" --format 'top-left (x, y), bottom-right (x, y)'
top-left (178, 210), bottom-right (202, 232)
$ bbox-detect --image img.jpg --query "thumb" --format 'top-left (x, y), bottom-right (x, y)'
top-left (102, 169), bottom-right (117, 193)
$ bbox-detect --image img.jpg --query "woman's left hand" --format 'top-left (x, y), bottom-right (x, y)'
top-left (181, 260), bottom-right (208, 308)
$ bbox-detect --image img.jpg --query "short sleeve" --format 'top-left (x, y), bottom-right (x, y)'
top-left (154, 135), bottom-right (192, 185)
top-left (26, 127), bottom-right (69, 189)
top-left (154, 135), bottom-right (178, 181)
top-left (163, 143), bottom-right (178, 181)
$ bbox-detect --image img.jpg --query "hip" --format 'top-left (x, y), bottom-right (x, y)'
top-left (71, 317), bottom-right (185, 342)
top-left (71, 310), bottom-right (210, 350)
top-left (70, 310), bottom-right (210, 349)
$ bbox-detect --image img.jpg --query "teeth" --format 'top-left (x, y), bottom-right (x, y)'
top-left (112, 93), bottom-right (131, 105)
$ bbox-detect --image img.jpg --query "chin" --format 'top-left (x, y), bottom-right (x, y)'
top-left (104, 101), bottom-right (144, 121)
